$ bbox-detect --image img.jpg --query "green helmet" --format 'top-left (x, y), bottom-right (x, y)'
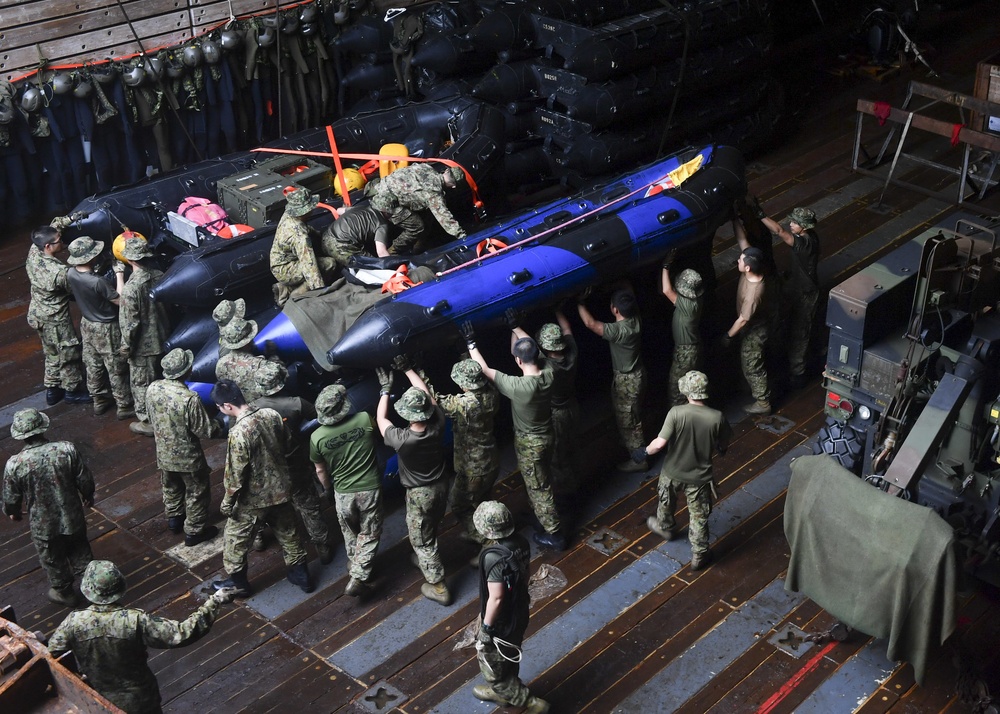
top-left (473, 501), bottom-right (514, 540)
top-left (80, 560), bottom-right (127, 604)
top-left (790, 207), bottom-right (817, 230)
top-left (316, 384), bottom-right (352, 425)
top-left (10, 408), bottom-right (50, 440)
top-left (678, 370), bottom-right (709, 400)
top-left (675, 269), bottom-right (704, 299)
top-left (394, 387), bottom-right (435, 422)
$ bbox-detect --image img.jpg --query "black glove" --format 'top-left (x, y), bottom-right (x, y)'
top-left (460, 321), bottom-right (476, 350)
top-left (391, 353), bottom-right (412, 372)
top-left (631, 447), bottom-right (648, 464)
top-left (477, 621), bottom-right (496, 645)
top-left (375, 367), bottom-right (393, 393)
top-left (503, 307), bottom-right (524, 330)
top-left (576, 286), bottom-right (592, 303)
top-left (69, 210), bottom-right (90, 222)
top-left (212, 412), bottom-right (229, 438)
top-left (749, 195), bottom-right (767, 220)
top-left (263, 339), bottom-right (279, 359)
top-left (718, 334), bottom-right (733, 351)
top-left (661, 249), bottom-right (676, 270)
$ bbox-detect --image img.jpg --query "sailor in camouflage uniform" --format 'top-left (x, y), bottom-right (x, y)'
top-left (118, 238), bottom-right (169, 436)
top-left (25, 222), bottom-right (89, 406)
top-left (269, 188), bottom-right (334, 306)
top-left (533, 314), bottom-right (580, 507)
top-left (661, 256), bottom-right (705, 407)
top-left (310, 383), bottom-right (383, 597)
top-left (65, 236), bottom-right (134, 419)
top-left (467, 327), bottom-right (566, 551)
top-left (368, 164), bottom-right (466, 253)
top-left (728, 216), bottom-right (772, 415)
top-left (145, 349), bottom-right (221, 546)
top-left (3, 408), bottom-right (94, 607)
top-left (634, 371), bottom-right (732, 571)
top-left (215, 317), bottom-right (281, 403)
top-left (211, 298), bottom-right (246, 357)
top-left (48, 560), bottom-right (236, 714)
top-left (376, 369), bottom-right (452, 605)
top-left (251, 361), bottom-right (334, 564)
top-left (211, 380), bottom-right (312, 597)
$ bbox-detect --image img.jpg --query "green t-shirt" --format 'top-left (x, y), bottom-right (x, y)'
top-left (657, 403), bottom-right (732, 484)
top-left (671, 294), bottom-right (701, 347)
top-left (493, 369), bottom-right (554, 435)
top-left (382, 406), bottom-right (447, 488)
top-left (309, 412), bottom-right (381, 493)
top-left (602, 316), bottom-right (642, 373)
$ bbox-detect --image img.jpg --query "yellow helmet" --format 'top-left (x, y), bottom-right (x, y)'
top-left (378, 143), bottom-right (409, 178)
top-left (333, 168), bottom-right (367, 198)
top-left (113, 230), bottom-right (147, 263)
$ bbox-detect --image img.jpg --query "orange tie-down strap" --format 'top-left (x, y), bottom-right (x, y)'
top-left (381, 264), bottom-right (422, 294)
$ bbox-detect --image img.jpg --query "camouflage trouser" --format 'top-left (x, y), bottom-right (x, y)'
top-left (668, 344), bottom-right (701, 406)
top-left (786, 289), bottom-right (819, 377)
top-left (550, 403), bottom-right (580, 495)
top-left (291, 472), bottom-right (330, 546)
top-left (405, 480), bottom-right (448, 584)
top-left (654, 476), bottom-right (713, 557)
top-left (477, 639), bottom-right (531, 707)
top-left (739, 323), bottom-right (770, 402)
top-left (32, 530), bottom-right (93, 592)
top-left (29, 313), bottom-right (84, 390)
top-left (161, 466), bottom-right (211, 536)
top-left (612, 366), bottom-right (646, 451)
top-left (323, 239), bottom-right (361, 269)
top-left (334, 488), bottom-right (383, 582)
top-left (128, 354), bottom-right (159, 422)
top-left (450, 464), bottom-right (500, 544)
top-left (388, 207), bottom-right (425, 254)
top-left (271, 257), bottom-right (336, 295)
top-left (223, 502), bottom-right (306, 574)
top-left (513, 429), bottom-right (561, 535)
top-left (81, 319), bottom-right (132, 410)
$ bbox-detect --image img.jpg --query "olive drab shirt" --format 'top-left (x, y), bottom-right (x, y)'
top-left (145, 378), bottom-right (217, 472)
top-left (656, 403), bottom-right (732, 485)
top-left (26, 244), bottom-right (72, 324)
top-left (3, 440), bottom-right (94, 539)
top-left (787, 229), bottom-right (820, 294)
top-left (493, 369), bottom-right (554, 436)
top-left (436, 384), bottom-right (500, 477)
top-left (223, 407), bottom-right (294, 511)
top-left (48, 599), bottom-right (220, 714)
top-left (602, 317), bottom-right (643, 373)
top-left (270, 212), bottom-right (325, 290)
top-left (370, 163), bottom-right (465, 239)
top-left (120, 267), bottom-right (169, 356)
top-left (672, 294), bottom-right (702, 347)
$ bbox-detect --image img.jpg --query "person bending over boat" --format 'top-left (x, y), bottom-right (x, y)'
top-left (368, 164), bottom-right (466, 253)
top-left (321, 204), bottom-right (393, 268)
top-left (270, 188), bottom-right (335, 306)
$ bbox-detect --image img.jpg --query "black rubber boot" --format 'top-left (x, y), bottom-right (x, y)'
top-left (213, 569), bottom-right (251, 598)
top-left (286, 562), bottom-right (314, 593)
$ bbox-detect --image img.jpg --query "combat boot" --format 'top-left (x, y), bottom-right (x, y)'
top-left (64, 389), bottom-right (93, 404)
top-left (420, 581), bottom-right (451, 606)
top-left (129, 420), bottom-right (155, 436)
top-left (344, 577), bottom-right (371, 597)
top-left (472, 685), bottom-right (505, 703)
top-left (116, 406), bottom-right (136, 420)
top-left (286, 563), bottom-right (314, 593)
top-left (646, 516), bottom-right (674, 542)
top-left (213, 569), bottom-right (251, 598)
top-left (47, 587), bottom-right (78, 607)
top-left (744, 400), bottom-right (771, 415)
top-left (316, 539), bottom-right (334, 565)
top-left (184, 525), bottom-right (219, 547)
top-left (167, 515), bottom-right (185, 533)
top-left (45, 387), bottom-right (65, 406)
top-left (533, 530), bottom-right (567, 551)
top-left (691, 550), bottom-right (714, 572)
top-left (525, 696), bottom-right (551, 713)
top-left (93, 397), bottom-right (114, 415)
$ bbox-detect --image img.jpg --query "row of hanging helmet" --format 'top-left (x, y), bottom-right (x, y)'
top-left (257, 3), bottom-right (322, 46)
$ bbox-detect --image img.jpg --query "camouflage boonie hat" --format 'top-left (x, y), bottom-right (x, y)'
top-left (284, 187), bottom-right (319, 217)
top-left (675, 269), bottom-right (704, 299)
top-left (121, 236), bottom-right (154, 261)
top-left (678, 370), bottom-right (709, 400)
top-left (535, 323), bottom-right (566, 351)
top-left (161, 348), bottom-right (194, 380)
top-left (789, 207), bottom-right (817, 230)
top-left (451, 359), bottom-right (486, 390)
top-left (316, 384), bottom-right (352, 425)
top-left (255, 360), bottom-right (288, 397)
top-left (219, 317), bottom-right (258, 351)
top-left (473, 500), bottom-right (514, 540)
top-left (394, 387), bottom-right (435, 422)
top-left (10, 408), bottom-right (50, 440)
top-left (212, 298), bottom-right (246, 327)
top-left (81, 560), bottom-right (127, 604)
top-left (444, 166), bottom-right (464, 184)
top-left (66, 236), bottom-right (105, 265)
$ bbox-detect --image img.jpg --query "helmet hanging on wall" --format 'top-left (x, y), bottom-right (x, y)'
top-left (220, 28), bottom-right (243, 51)
top-left (121, 63), bottom-right (147, 87)
top-left (144, 56), bottom-right (163, 80)
top-left (257, 25), bottom-right (277, 47)
top-left (20, 85), bottom-right (43, 112)
top-left (181, 44), bottom-right (203, 68)
top-left (72, 74), bottom-right (93, 99)
top-left (90, 63), bottom-right (118, 85)
top-left (51, 72), bottom-right (74, 95)
top-left (201, 39), bottom-right (222, 64)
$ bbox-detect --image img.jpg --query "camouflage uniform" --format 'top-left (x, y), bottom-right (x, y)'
top-left (145, 376), bottom-right (217, 536)
top-left (270, 212), bottom-right (327, 299)
top-left (320, 205), bottom-right (392, 266)
top-left (368, 164), bottom-right (466, 253)
top-left (434, 366), bottom-right (501, 543)
top-left (334, 489), bottom-right (383, 582)
top-left (25, 244), bottom-right (84, 391)
top-left (221, 407), bottom-right (307, 575)
top-left (3, 435), bottom-right (94, 594)
top-left (405, 480), bottom-right (449, 584)
top-left (119, 266), bottom-right (168, 423)
top-left (216, 350), bottom-right (274, 403)
top-left (48, 567), bottom-right (220, 714)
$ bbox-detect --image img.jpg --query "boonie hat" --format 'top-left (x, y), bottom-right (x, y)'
top-left (316, 384), bottom-right (352, 425)
top-left (450, 359), bottom-right (486, 390)
top-left (789, 207), bottom-right (817, 230)
top-left (10, 408), bottom-right (50, 440)
top-left (80, 560), bottom-right (127, 604)
top-left (212, 298), bottom-right (246, 327)
top-left (394, 387), bottom-right (435, 422)
top-left (473, 501), bottom-right (514, 540)
top-left (284, 187), bottom-right (319, 217)
top-left (121, 236), bottom-right (154, 262)
top-left (219, 318), bottom-right (258, 351)
top-left (66, 236), bottom-right (104, 265)
top-left (255, 360), bottom-right (288, 397)
top-left (161, 348), bottom-right (194, 380)
top-left (675, 269), bottom-right (704, 299)
top-left (535, 323), bottom-right (566, 351)
top-left (678, 370), bottom-right (709, 401)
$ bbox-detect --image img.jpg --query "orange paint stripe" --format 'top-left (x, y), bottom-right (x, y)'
top-left (755, 641), bottom-right (837, 714)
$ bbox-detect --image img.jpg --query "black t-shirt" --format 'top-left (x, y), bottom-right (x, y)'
top-left (479, 533), bottom-right (531, 643)
top-left (786, 228), bottom-right (820, 293)
top-left (383, 405), bottom-right (447, 488)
